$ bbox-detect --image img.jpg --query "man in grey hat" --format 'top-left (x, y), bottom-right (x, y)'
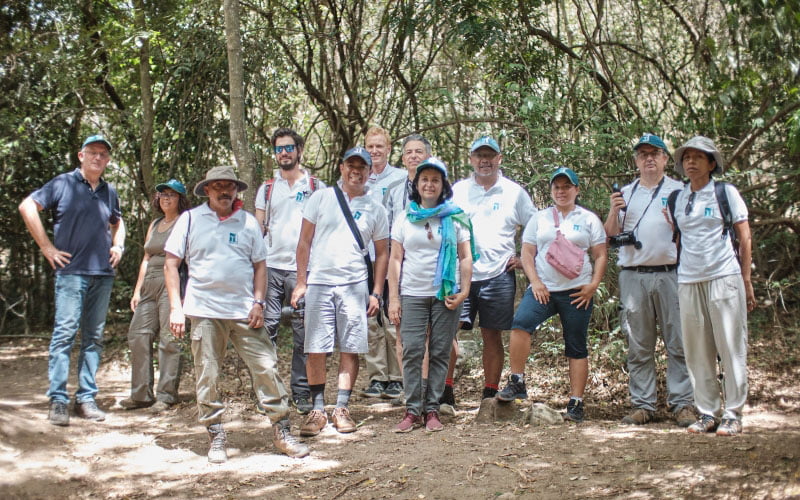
top-left (19, 134), bottom-right (125, 426)
top-left (164, 165), bottom-right (308, 462)
top-left (605, 133), bottom-right (695, 427)
top-left (668, 136), bottom-right (754, 437)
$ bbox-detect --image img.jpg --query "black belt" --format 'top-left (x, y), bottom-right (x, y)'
top-left (621, 264), bottom-right (677, 273)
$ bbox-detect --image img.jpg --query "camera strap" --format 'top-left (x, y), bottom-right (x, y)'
top-left (621, 177), bottom-right (664, 234)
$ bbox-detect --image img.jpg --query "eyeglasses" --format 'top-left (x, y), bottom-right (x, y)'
top-left (274, 144), bottom-right (296, 154)
top-left (471, 152), bottom-right (498, 161)
top-left (685, 191), bottom-right (696, 215)
top-left (208, 181), bottom-right (237, 191)
top-left (636, 150), bottom-right (663, 160)
top-left (158, 191), bottom-right (179, 199)
top-left (83, 151), bottom-right (110, 159)
top-left (424, 222), bottom-right (433, 240)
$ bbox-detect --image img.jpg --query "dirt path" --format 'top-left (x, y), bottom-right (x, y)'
top-left (1, 337), bottom-right (798, 499)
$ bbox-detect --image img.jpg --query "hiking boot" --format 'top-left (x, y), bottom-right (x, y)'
top-left (207, 424), bottom-right (227, 463)
top-left (383, 381), bottom-right (403, 399)
top-left (119, 398), bottom-right (154, 410)
top-left (687, 414), bottom-right (718, 434)
top-left (621, 408), bottom-right (654, 425)
top-left (362, 380), bottom-right (386, 398)
top-left (394, 411), bottom-right (422, 433)
top-left (48, 401), bottom-right (69, 426)
top-left (294, 397), bottom-right (313, 415)
top-left (424, 411), bottom-right (443, 432)
top-left (150, 401), bottom-right (171, 413)
top-left (300, 410), bottom-right (328, 436)
top-left (482, 387), bottom-right (498, 399)
top-left (75, 400), bottom-right (106, 421)
top-left (331, 407), bottom-right (357, 433)
top-left (272, 421), bottom-right (310, 458)
top-left (496, 374), bottom-right (527, 402)
top-left (673, 405), bottom-right (696, 428)
top-left (563, 398), bottom-right (584, 423)
top-left (716, 418), bottom-right (743, 437)
top-left (440, 384), bottom-right (455, 407)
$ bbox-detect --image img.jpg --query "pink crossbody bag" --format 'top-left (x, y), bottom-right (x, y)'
top-left (545, 207), bottom-right (585, 279)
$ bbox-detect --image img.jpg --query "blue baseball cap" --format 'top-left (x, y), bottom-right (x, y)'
top-left (633, 133), bottom-right (668, 153)
top-left (155, 178), bottom-right (187, 195)
top-left (342, 146), bottom-right (372, 168)
top-left (82, 134), bottom-right (112, 151)
top-left (469, 136), bottom-right (501, 154)
top-left (415, 157), bottom-right (448, 179)
top-left (550, 167), bottom-right (579, 186)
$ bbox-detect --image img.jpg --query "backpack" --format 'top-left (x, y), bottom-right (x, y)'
top-left (667, 181), bottom-right (740, 264)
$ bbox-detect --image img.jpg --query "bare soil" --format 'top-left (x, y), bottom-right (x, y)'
top-left (1, 330), bottom-right (799, 499)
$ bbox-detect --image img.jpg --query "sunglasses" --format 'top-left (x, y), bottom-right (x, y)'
top-left (425, 222), bottom-right (433, 240)
top-left (274, 144), bottom-right (296, 154)
top-left (685, 191), bottom-right (696, 216)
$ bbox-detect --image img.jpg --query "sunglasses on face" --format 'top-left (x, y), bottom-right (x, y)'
top-left (274, 144), bottom-right (296, 154)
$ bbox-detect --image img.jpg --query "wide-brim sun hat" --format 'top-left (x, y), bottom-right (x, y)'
top-left (194, 165), bottom-right (248, 196)
top-left (155, 178), bottom-right (187, 195)
top-left (549, 166), bottom-right (579, 186)
top-left (415, 157), bottom-right (448, 179)
top-left (674, 135), bottom-right (724, 177)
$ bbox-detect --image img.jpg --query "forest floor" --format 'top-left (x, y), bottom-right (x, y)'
top-left (1, 325), bottom-right (799, 499)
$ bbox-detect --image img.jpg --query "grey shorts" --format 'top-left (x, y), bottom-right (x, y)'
top-left (304, 281), bottom-right (369, 353)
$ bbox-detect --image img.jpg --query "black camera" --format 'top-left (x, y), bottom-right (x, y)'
top-left (612, 183), bottom-right (626, 212)
top-left (609, 231), bottom-right (642, 249)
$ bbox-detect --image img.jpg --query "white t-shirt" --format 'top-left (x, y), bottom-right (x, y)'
top-left (165, 203), bottom-right (267, 320)
top-left (391, 214), bottom-right (471, 296)
top-left (386, 176), bottom-right (414, 233)
top-left (673, 180), bottom-right (747, 284)
top-left (522, 205), bottom-right (606, 292)
top-left (452, 174), bottom-right (536, 281)
top-left (366, 164), bottom-right (407, 259)
top-left (254, 171), bottom-right (325, 271)
top-left (615, 176), bottom-right (684, 267)
top-left (302, 184), bottom-right (389, 286)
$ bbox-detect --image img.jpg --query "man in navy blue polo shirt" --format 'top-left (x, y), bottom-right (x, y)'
top-left (19, 135), bottom-right (126, 426)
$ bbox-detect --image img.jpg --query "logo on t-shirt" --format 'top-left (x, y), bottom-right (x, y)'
top-left (704, 207), bottom-right (714, 217)
top-left (493, 202), bottom-right (500, 211)
top-left (573, 224), bottom-right (581, 231)
top-left (353, 211), bottom-right (362, 220)
top-left (382, 187), bottom-right (388, 195)
top-left (229, 233), bottom-right (238, 244)
top-left (661, 197), bottom-right (668, 207)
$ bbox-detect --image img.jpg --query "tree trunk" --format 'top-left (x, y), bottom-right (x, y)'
top-left (223, 0), bottom-right (257, 210)
top-left (134, 0), bottom-right (154, 197)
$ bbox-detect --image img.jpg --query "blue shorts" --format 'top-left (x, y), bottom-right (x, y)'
top-left (511, 287), bottom-right (592, 359)
top-left (459, 270), bottom-right (516, 331)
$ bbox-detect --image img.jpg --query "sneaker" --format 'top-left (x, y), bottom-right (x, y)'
top-left (48, 401), bottom-right (69, 426)
top-left (150, 401), bottom-right (171, 413)
top-left (621, 408), bottom-right (654, 425)
top-left (383, 381), bottom-right (403, 399)
top-left (207, 424), bottom-right (227, 463)
top-left (272, 421), bottom-right (310, 458)
top-left (563, 398), bottom-right (584, 423)
top-left (440, 385), bottom-right (455, 407)
top-left (673, 405), bottom-right (696, 428)
top-left (482, 387), bottom-right (498, 399)
top-left (300, 409), bottom-right (328, 436)
top-left (119, 398), bottom-right (154, 410)
top-left (331, 407), bottom-right (357, 433)
top-left (496, 375), bottom-right (527, 402)
top-left (75, 400), bottom-right (106, 421)
top-left (394, 411), bottom-right (422, 433)
top-left (294, 397), bottom-right (313, 415)
top-left (716, 418), bottom-right (743, 436)
top-left (687, 414), bottom-right (718, 434)
top-left (424, 411), bottom-right (443, 432)
top-left (362, 380), bottom-right (386, 398)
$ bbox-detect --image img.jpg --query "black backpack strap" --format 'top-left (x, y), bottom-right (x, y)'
top-left (333, 184), bottom-right (375, 295)
top-left (714, 181), bottom-right (740, 262)
top-left (667, 189), bottom-right (681, 263)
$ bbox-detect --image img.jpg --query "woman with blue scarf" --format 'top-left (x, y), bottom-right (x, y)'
top-left (388, 157), bottom-right (478, 433)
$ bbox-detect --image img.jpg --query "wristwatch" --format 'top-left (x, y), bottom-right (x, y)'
top-left (370, 293), bottom-right (384, 307)
top-left (111, 245), bottom-right (125, 254)
top-left (253, 299), bottom-right (266, 308)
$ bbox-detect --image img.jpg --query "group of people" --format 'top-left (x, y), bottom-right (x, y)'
top-left (18, 129), bottom-right (753, 464)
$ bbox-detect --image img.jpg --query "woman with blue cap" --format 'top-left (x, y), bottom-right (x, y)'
top-left (388, 157), bottom-right (478, 433)
top-left (121, 179), bottom-right (191, 412)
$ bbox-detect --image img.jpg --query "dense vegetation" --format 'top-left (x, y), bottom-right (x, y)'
top-left (1, 0), bottom-right (798, 341)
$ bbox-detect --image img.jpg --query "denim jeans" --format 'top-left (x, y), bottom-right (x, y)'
top-left (48, 274), bottom-right (115, 403)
